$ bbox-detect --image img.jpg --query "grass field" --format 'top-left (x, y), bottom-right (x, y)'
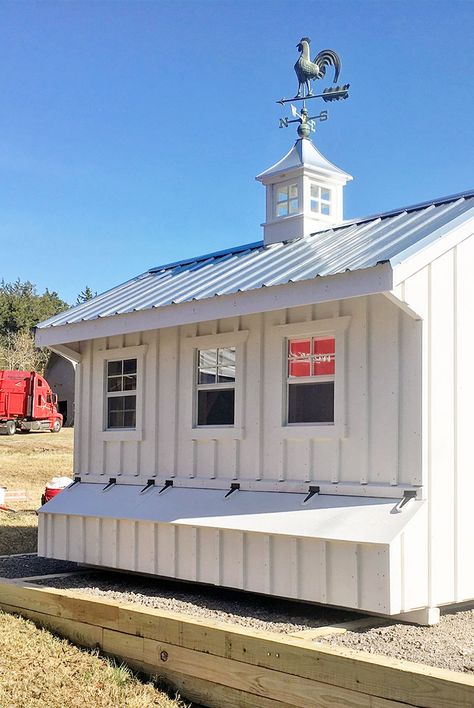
top-left (0, 611), bottom-right (188, 708)
top-left (0, 428), bottom-right (73, 555)
top-left (0, 429), bottom-right (192, 708)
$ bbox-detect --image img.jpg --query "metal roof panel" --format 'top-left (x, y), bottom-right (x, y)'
top-left (37, 191), bottom-right (474, 329)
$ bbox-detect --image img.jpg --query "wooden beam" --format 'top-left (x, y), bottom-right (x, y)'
top-left (0, 581), bottom-right (472, 708)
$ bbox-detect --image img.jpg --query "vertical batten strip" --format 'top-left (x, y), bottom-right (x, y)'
top-left (320, 540), bottom-right (328, 604)
top-left (257, 314), bottom-right (264, 480)
top-left (173, 327), bottom-right (181, 478)
top-left (392, 308), bottom-right (401, 485)
top-left (73, 358), bottom-right (82, 475)
top-left (360, 298), bottom-right (369, 484)
top-left (153, 523), bottom-right (159, 574)
top-left (290, 537), bottom-right (299, 598)
top-left (453, 246), bottom-right (459, 601)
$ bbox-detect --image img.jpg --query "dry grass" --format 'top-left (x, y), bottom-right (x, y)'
top-left (0, 427), bottom-right (74, 506)
top-left (0, 430), bottom-right (191, 707)
top-left (0, 428), bottom-right (74, 554)
top-left (0, 611), bottom-right (188, 708)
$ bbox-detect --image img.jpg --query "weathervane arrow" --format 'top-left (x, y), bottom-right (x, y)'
top-left (277, 37), bottom-right (350, 137)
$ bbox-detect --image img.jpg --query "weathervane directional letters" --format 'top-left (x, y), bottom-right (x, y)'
top-left (277, 37), bottom-right (350, 138)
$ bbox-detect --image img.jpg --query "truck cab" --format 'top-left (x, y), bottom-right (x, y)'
top-left (0, 370), bottom-right (63, 434)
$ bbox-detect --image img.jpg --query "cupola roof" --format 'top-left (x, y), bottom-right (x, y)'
top-left (256, 137), bottom-right (352, 185)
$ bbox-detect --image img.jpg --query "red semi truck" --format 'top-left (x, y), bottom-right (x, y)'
top-left (0, 370), bottom-right (62, 435)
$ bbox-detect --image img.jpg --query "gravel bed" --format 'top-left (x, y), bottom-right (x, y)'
top-left (318, 609), bottom-right (474, 674)
top-left (0, 554), bottom-right (79, 579)
top-left (32, 571), bottom-right (359, 634)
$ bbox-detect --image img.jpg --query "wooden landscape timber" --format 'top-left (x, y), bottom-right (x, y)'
top-left (0, 580), bottom-right (473, 707)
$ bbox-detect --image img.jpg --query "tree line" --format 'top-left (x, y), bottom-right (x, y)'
top-left (0, 280), bottom-right (95, 373)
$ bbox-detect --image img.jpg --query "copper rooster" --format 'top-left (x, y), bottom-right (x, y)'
top-left (294, 37), bottom-right (341, 98)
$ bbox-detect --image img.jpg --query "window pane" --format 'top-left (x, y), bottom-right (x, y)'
top-left (321, 188), bottom-right (330, 201)
top-left (108, 396), bottom-right (124, 412)
top-left (310, 184), bottom-right (319, 198)
top-left (277, 186), bottom-right (288, 202)
top-left (123, 410), bottom-right (136, 428)
top-left (289, 360), bottom-right (311, 377)
top-left (108, 361), bottom-right (122, 376)
top-left (218, 347), bottom-right (235, 367)
top-left (199, 349), bottom-right (217, 368)
top-left (108, 410), bottom-right (123, 428)
top-left (321, 203), bottom-right (330, 216)
top-left (313, 338), bottom-right (335, 376)
top-left (123, 359), bottom-right (137, 374)
top-left (277, 203), bottom-right (288, 217)
top-left (289, 339), bottom-right (311, 357)
top-left (289, 199), bottom-right (298, 214)
top-left (107, 396), bottom-right (136, 428)
top-left (288, 382), bottom-right (334, 423)
top-left (107, 376), bottom-right (122, 392)
top-left (289, 184), bottom-right (298, 198)
top-left (199, 371), bottom-right (216, 384)
top-left (199, 349), bottom-right (217, 383)
top-left (197, 389), bottom-right (235, 426)
top-left (311, 199), bottom-right (319, 213)
top-left (122, 395), bottom-right (136, 411)
top-left (217, 348), bottom-right (235, 381)
top-left (123, 374), bottom-right (137, 391)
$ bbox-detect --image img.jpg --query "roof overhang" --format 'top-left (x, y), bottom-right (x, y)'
top-left (35, 262), bottom-right (393, 346)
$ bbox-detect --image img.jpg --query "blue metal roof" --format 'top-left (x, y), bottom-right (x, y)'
top-left (38, 190), bottom-right (474, 329)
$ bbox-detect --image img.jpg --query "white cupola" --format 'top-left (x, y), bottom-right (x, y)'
top-left (256, 132), bottom-right (352, 245)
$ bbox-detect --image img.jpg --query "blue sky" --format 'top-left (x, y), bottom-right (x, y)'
top-left (1, 0), bottom-right (473, 304)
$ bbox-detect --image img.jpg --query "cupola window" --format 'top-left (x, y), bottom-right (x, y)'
top-left (310, 184), bottom-right (331, 216)
top-left (276, 183), bottom-right (298, 218)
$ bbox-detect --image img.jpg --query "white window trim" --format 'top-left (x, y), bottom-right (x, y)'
top-left (274, 181), bottom-right (299, 219)
top-left (95, 344), bottom-right (147, 442)
top-left (182, 330), bottom-right (248, 441)
top-left (310, 183), bottom-right (332, 216)
top-left (276, 316), bottom-right (350, 440)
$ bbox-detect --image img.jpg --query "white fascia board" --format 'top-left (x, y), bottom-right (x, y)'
top-left (35, 263), bottom-right (393, 346)
top-left (391, 212), bottom-right (474, 286)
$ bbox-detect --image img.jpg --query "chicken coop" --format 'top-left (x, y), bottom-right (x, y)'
top-left (35, 75), bottom-right (474, 625)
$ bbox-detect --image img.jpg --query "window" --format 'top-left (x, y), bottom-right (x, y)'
top-left (310, 184), bottom-right (331, 216)
top-left (287, 337), bottom-right (335, 424)
top-left (276, 183), bottom-right (298, 218)
top-left (106, 358), bottom-right (137, 429)
top-left (196, 347), bottom-right (235, 426)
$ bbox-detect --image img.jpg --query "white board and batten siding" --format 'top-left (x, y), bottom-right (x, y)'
top-left (38, 292), bottom-right (430, 616)
top-left (72, 294), bottom-right (422, 494)
top-left (393, 234), bottom-right (474, 609)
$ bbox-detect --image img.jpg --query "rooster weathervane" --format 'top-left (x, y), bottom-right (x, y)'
top-left (278, 37), bottom-right (350, 138)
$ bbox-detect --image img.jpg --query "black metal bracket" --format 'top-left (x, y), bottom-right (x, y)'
top-left (69, 476), bottom-right (81, 489)
top-left (303, 485), bottom-right (320, 503)
top-left (103, 477), bottom-right (117, 491)
top-left (158, 479), bottom-right (173, 494)
top-left (140, 479), bottom-right (155, 494)
top-left (399, 489), bottom-right (417, 508)
top-left (224, 482), bottom-right (240, 499)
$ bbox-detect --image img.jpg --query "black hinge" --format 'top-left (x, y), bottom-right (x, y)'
top-left (303, 485), bottom-right (320, 503)
top-left (158, 479), bottom-right (173, 494)
top-left (140, 479), bottom-right (155, 494)
top-left (399, 489), bottom-right (417, 508)
top-left (103, 477), bottom-right (117, 491)
top-left (224, 482), bottom-right (240, 499)
top-left (68, 476), bottom-right (81, 489)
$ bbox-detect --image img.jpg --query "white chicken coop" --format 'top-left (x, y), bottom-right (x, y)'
top-left (35, 117), bottom-right (474, 625)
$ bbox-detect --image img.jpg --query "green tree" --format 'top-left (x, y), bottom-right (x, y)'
top-left (0, 279), bottom-right (68, 336)
top-left (0, 280), bottom-right (69, 373)
top-left (76, 285), bottom-right (96, 305)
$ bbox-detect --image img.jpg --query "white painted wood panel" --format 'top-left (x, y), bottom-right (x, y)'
top-left (75, 296), bottom-right (422, 495)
